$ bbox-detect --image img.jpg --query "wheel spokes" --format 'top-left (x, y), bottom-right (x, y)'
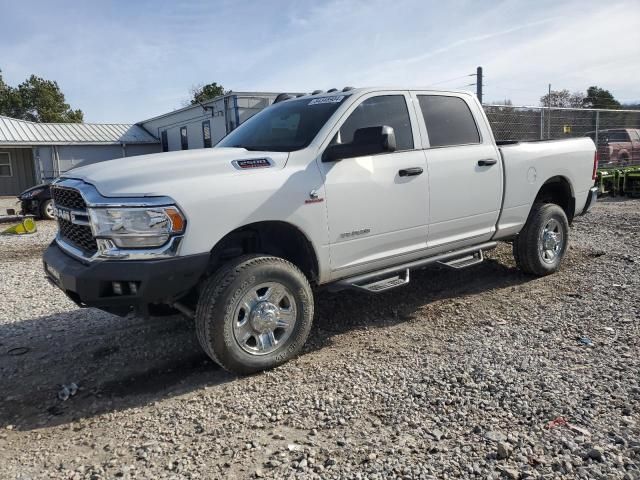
top-left (232, 282), bottom-right (297, 356)
top-left (257, 331), bottom-right (277, 351)
top-left (265, 284), bottom-right (286, 304)
top-left (276, 308), bottom-right (294, 328)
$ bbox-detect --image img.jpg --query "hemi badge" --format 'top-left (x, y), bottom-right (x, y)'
top-left (232, 158), bottom-right (273, 170)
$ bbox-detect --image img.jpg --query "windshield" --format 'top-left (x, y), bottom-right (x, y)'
top-left (217, 95), bottom-right (349, 152)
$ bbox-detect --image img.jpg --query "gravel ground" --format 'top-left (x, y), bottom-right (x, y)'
top-left (0, 197), bottom-right (639, 480)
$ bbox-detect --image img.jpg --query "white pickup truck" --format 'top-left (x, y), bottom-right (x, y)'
top-left (44, 88), bottom-right (598, 374)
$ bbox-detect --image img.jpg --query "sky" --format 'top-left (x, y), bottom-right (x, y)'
top-left (1, 0), bottom-right (639, 123)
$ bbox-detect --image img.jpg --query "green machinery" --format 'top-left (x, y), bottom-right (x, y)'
top-left (596, 166), bottom-right (640, 197)
top-left (623, 167), bottom-right (640, 197)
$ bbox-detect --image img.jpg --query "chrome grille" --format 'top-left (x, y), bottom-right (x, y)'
top-left (58, 218), bottom-right (98, 255)
top-left (51, 187), bottom-right (86, 210)
top-left (52, 186), bottom-right (98, 256)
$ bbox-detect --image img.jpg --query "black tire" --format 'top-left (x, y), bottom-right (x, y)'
top-left (195, 255), bottom-right (314, 375)
top-left (513, 203), bottom-right (569, 276)
top-left (40, 199), bottom-right (55, 220)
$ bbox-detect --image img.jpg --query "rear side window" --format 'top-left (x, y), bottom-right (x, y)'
top-left (335, 95), bottom-right (414, 151)
top-left (418, 95), bottom-right (480, 147)
top-left (608, 130), bottom-right (630, 142)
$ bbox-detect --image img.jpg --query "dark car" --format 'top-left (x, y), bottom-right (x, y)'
top-left (18, 183), bottom-right (54, 220)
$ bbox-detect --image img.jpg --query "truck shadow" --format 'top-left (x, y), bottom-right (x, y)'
top-left (0, 252), bottom-right (535, 431)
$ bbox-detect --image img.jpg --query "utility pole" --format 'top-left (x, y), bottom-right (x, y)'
top-left (476, 66), bottom-right (483, 104)
top-left (547, 83), bottom-right (552, 140)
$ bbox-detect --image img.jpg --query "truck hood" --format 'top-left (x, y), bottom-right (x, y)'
top-left (61, 148), bottom-right (289, 197)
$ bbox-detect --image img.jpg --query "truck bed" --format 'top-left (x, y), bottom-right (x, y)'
top-left (494, 137), bottom-right (596, 239)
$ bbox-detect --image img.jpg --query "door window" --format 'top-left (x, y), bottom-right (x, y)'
top-left (334, 95), bottom-right (414, 150)
top-left (0, 152), bottom-right (12, 177)
top-left (418, 95), bottom-right (480, 147)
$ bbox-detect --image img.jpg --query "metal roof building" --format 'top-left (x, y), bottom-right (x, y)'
top-left (0, 116), bottom-right (160, 195)
top-left (0, 116), bottom-right (158, 146)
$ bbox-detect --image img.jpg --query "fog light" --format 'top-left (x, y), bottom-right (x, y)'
top-left (112, 282), bottom-right (123, 295)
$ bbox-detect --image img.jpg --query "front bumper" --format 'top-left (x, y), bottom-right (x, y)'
top-left (19, 199), bottom-right (40, 216)
top-left (43, 241), bottom-right (209, 316)
top-left (581, 186), bottom-right (598, 215)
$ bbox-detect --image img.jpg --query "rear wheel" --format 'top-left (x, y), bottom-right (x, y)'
top-left (195, 255), bottom-right (314, 374)
top-left (40, 199), bottom-right (55, 220)
top-left (513, 203), bottom-right (569, 276)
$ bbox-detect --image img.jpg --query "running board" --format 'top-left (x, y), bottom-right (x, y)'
top-left (352, 269), bottom-right (410, 293)
top-left (437, 250), bottom-right (484, 269)
top-left (332, 242), bottom-right (497, 293)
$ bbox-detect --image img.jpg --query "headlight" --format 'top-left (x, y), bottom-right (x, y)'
top-left (21, 188), bottom-right (44, 199)
top-left (88, 206), bottom-right (185, 248)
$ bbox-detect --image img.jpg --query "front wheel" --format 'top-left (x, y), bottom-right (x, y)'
top-left (41, 199), bottom-right (55, 220)
top-left (513, 203), bottom-right (569, 276)
top-left (195, 255), bottom-right (314, 374)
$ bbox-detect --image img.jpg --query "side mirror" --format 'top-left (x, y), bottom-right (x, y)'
top-left (322, 125), bottom-right (396, 162)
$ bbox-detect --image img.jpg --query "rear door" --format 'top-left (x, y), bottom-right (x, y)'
top-left (410, 92), bottom-right (502, 249)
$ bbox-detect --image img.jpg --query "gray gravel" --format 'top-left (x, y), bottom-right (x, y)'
top-left (0, 198), bottom-right (639, 480)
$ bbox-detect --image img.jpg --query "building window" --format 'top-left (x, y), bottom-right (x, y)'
top-left (180, 126), bottom-right (188, 150)
top-left (202, 120), bottom-right (212, 148)
top-left (0, 152), bottom-right (12, 177)
top-left (161, 130), bottom-right (168, 152)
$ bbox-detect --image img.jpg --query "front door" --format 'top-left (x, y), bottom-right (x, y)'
top-left (317, 92), bottom-right (428, 277)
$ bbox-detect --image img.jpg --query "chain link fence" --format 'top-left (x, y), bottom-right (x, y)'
top-left (484, 105), bottom-right (640, 167)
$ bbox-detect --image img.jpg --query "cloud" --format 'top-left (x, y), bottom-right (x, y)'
top-left (0, 0), bottom-right (638, 122)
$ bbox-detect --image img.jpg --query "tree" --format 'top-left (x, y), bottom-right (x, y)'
top-left (582, 86), bottom-right (621, 109)
top-left (0, 70), bottom-right (83, 122)
top-left (189, 82), bottom-right (228, 105)
top-left (539, 89), bottom-right (585, 108)
top-left (0, 70), bottom-right (20, 117)
top-left (487, 99), bottom-right (513, 106)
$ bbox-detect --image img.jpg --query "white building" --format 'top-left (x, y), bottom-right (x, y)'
top-left (139, 92), bottom-right (284, 152)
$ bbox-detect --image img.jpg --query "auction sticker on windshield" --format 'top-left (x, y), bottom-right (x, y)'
top-left (308, 96), bottom-right (344, 105)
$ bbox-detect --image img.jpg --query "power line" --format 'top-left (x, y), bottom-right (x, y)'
top-left (426, 74), bottom-right (475, 87)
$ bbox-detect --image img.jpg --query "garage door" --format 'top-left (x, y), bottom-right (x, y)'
top-left (0, 148), bottom-right (36, 196)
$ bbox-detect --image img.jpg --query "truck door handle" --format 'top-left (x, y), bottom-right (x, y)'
top-left (477, 159), bottom-right (497, 166)
top-left (398, 167), bottom-right (424, 177)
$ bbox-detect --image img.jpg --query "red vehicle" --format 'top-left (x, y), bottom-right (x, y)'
top-left (587, 128), bottom-right (640, 166)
